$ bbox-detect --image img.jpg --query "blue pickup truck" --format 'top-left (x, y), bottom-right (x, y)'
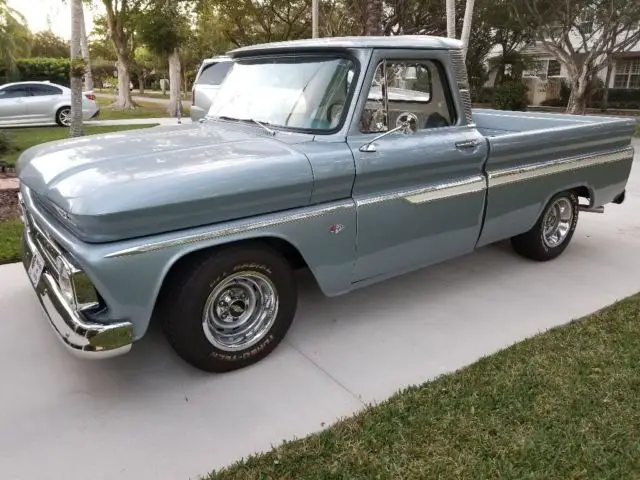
top-left (17, 36), bottom-right (636, 373)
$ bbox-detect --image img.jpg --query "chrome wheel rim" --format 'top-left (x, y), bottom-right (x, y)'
top-left (59, 109), bottom-right (71, 126)
top-left (202, 271), bottom-right (279, 352)
top-left (543, 198), bottom-right (573, 248)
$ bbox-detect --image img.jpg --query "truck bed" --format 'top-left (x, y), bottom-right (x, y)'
top-left (473, 108), bottom-right (637, 161)
top-left (473, 108), bottom-right (637, 247)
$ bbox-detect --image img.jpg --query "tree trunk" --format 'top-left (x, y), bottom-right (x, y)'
top-left (139, 73), bottom-right (145, 96)
top-left (364, 0), bottom-right (383, 36)
top-left (113, 55), bottom-right (135, 109)
top-left (602, 59), bottom-right (613, 111)
top-left (566, 75), bottom-right (589, 115)
top-left (446, 0), bottom-right (456, 38)
top-left (79, 3), bottom-right (93, 92)
top-left (69, 0), bottom-right (84, 137)
top-left (167, 48), bottom-right (182, 117)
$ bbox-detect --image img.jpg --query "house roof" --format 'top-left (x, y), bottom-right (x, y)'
top-left (229, 35), bottom-right (463, 57)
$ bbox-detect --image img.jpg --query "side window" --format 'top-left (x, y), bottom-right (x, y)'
top-left (29, 84), bottom-right (63, 96)
top-left (0, 86), bottom-right (30, 99)
top-left (359, 60), bottom-right (455, 134)
top-left (196, 61), bottom-right (233, 86)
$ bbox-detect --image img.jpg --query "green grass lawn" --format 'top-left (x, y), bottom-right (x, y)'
top-left (205, 293), bottom-right (640, 480)
top-left (95, 96), bottom-right (187, 120)
top-left (3, 124), bottom-right (159, 166)
top-left (0, 220), bottom-right (23, 265)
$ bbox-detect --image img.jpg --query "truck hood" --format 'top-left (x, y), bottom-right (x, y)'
top-left (17, 123), bottom-right (314, 243)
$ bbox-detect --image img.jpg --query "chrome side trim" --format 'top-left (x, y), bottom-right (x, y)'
top-left (356, 175), bottom-right (486, 207)
top-left (105, 202), bottom-right (354, 258)
top-left (489, 147), bottom-right (634, 187)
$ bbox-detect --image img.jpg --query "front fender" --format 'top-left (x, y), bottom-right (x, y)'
top-left (72, 200), bottom-right (357, 340)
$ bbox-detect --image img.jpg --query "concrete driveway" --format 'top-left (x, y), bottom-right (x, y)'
top-left (1, 141), bottom-right (639, 480)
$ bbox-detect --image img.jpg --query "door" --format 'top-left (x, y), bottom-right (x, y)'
top-left (347, 49), bottom-right (489, 283)
top-left (24, 84), bottom-right (64, 122)
top-left (0, 85), bottom-right (31, 123)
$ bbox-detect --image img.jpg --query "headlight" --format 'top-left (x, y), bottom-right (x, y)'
top-left (56, 257), bottom-right (76, 307)
top-left (55, 256), bottom-right (99, 310)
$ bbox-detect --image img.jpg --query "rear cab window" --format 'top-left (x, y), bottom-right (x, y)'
top-left (195, 61), bottom-right (233, 86)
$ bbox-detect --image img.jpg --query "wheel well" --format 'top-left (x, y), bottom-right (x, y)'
top-left (571, 186), bottom-right (591, 205)
top-left (151, 238), bottom-right (309, 321)
top-left (56, 106), bottom-right (70, 114)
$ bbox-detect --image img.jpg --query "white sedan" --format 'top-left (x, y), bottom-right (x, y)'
top-left (0, 81), bottom-right (100, 127)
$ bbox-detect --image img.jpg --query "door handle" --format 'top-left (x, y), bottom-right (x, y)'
top-left (455, 140), bottom-right (480, 151)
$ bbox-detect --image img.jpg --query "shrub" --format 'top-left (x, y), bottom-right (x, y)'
top-left (13, 57), bottom-right (70, 86)
top-left (493, 80), bottom-right (528, 111)
top-left (471, 87), bottom-right (495, 104)
top-left (0, 130), bottom-right (15, 158)
top-left (540, 98), bottom-right (567, 107)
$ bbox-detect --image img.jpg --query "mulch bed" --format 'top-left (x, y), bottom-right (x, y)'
top-left (0, 171), bottom-right (19, 222)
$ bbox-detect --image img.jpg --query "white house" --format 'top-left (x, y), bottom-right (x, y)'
top-left (484, 25), bottom-right (640, 105)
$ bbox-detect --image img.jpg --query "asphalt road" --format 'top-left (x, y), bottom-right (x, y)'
top-left (1, 141), bottom-right (639, 480)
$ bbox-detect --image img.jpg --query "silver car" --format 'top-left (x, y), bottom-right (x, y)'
top-left (0, 81), bottom-right (100, 127)
top-left (189, 56), bottom-right (233, 122)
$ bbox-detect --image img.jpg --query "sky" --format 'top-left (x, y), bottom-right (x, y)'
top-left (8, 0), bottom-right (102, 40)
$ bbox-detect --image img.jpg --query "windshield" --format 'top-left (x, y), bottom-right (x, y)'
top-left (207, 55), bottom-right (356, 132)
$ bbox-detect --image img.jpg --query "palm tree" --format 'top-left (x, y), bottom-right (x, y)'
top-left (70, 0), bottom-right (84, 137)
top-left (0, 1), bottom-right (31, 80)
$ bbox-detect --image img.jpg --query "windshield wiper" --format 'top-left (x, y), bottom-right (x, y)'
top-left (211, 116), bottom-right (276, 136)
top-left (249, 118), bottom-right (276, 136)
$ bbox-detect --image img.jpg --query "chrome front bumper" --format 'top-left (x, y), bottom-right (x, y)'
top-left (21, 201), bottom-right (133, 359)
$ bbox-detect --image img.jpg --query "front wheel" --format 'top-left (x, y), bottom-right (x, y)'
top-left (511, 191), bottom-right (579, 261)
top-left (162, 245), bottom-right (298, 373)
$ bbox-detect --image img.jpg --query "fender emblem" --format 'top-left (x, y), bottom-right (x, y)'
top-left (328, 224), bottom-right (344, 235)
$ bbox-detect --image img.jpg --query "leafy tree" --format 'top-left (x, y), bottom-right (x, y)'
top-left (195, 0), bottom-right (311, 47)
top-left (137, 0), bottom-right (190, 116)
top-left (31, 31), bottom-right (70, 58)
top-left (101, 0), bottom-right (145, 109)
top-left (0, 1), bottom-right (32, 79)
top-left (513, 0), bottom-right (640, 114)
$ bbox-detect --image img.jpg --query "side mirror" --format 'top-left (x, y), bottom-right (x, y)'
top-left (359, 112), bottom-right (419, 153)
top-left (395, 112), bottom-right (419, 134)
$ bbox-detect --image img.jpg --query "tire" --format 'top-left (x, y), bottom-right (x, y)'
top-left (55, 107), bottom-right (71, 127)
top-left (162, 244), bottom-right (298, 373)
top-left (511, 191), bottom-right (579, 261)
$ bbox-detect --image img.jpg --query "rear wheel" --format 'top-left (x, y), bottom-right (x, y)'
top-left (55, 107), bottom-right (71, 127)
top-left (162, 245), bottom-right (298, 373)
top-left (511, 191), bottom-right (579, 261)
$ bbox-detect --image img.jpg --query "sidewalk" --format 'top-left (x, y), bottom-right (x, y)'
top-left (85, 117), bottom-right (190, 126)
top-left (95, 92), bottom-right (187, 107)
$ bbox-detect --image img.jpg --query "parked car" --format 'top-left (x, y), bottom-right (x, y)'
top-left (190, 56), bottom-right (233, 122)
top-left (0, 81), bottom-right (100, 127)
top-left (16, 36), bottom-right (636, 373)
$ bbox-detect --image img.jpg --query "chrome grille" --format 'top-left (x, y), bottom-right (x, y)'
top-left (449, 50), bottom-right (474, 125)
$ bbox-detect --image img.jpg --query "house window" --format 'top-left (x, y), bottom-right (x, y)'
top-left (547, 60), bottom-right (561, 77)
top-left (613, 58), bottom-right (640, 89)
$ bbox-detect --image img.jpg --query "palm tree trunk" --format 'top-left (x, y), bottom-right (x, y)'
top-left (79, 2), bottom-right (93, 91)
top-left (167, 48), bottom-right (181, 117)
top-left (69, 0), bottom-right (84, 137)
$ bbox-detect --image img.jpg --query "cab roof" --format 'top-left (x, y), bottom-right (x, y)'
top-left (229, 35), bottom-right (463, 57)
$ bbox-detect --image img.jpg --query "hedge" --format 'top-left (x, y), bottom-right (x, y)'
top-left (0, 57), bottom-right (71, 86)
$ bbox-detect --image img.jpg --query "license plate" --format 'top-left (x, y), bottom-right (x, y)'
top-left (28, 250), bottom-right (45, 287)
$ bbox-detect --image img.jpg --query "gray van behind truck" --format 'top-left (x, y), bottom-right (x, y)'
top-left (189, 56), bottom-right (233, 122)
